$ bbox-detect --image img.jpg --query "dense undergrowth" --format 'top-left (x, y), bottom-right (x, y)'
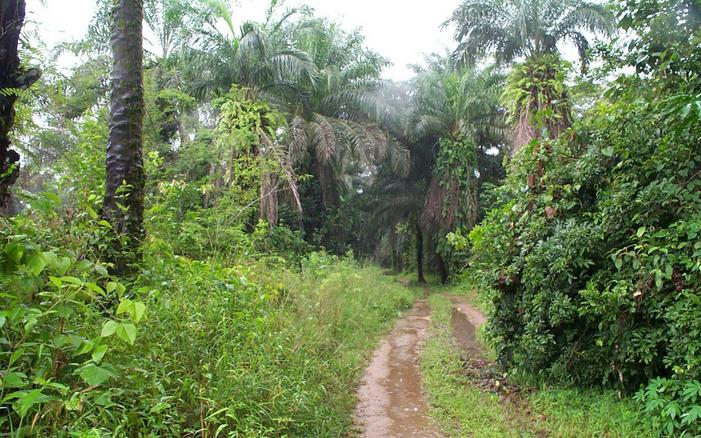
top-left (0, 207), bottom-right (415, 436)
top-left (451, 2), bottom-right (701, 434)
top-left (422, 293), bottom-right (654, 437)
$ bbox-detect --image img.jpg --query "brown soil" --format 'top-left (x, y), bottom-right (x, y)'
top-left (448, 296), bottom-right (548, 436)
top-left (449, 296), bottom-right (486, 357)
top-left (353, 299), bottom-right (443, 438)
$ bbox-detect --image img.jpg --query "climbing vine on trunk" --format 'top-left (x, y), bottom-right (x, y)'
top-left (0, 0), bottom-right (40, 215)
top-left (103, 0), bottom-right (146, 274)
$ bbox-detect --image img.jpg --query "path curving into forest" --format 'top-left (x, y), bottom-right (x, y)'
top-left (353, 299), bottom-right (443, 438)
top-left (353, 293), bottom-right (494, 437)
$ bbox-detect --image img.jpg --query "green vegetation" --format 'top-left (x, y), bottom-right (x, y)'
top-left (1, 216), bottom-right (415, 434)
top-left (422, 294), bottom-right (515, 437)
top-left (2, 0), bottom-right (701, 435)
top-left (423, 293), bottom-right (655, 437)
top-left (452, 1), bottom-right (701, 435)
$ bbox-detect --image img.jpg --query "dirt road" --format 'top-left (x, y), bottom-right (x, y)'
top-left (353, 299), bottom-right (442, 438)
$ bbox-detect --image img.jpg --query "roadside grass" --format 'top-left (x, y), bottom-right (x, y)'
top-left (422, 294), bottom-right (522, 437)
top-left (527, 387), bottom-right (655, 437)
top-left (422, 291), bottom-right (655, 437)
top-left (68, 253), bottom-right (419, 436)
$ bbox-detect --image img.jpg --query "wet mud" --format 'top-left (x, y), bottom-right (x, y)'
top-left (353, 300), bottom-right (442, 438)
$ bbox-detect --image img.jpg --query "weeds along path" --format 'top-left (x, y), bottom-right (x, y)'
top-left (353, 299), bottom-right (443, 438)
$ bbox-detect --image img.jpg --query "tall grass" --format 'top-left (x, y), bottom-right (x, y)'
top-left (102, 251), bottom-right (416, 436)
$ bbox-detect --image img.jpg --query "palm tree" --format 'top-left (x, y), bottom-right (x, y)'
top-left (183, 0), bottom-right (316, 101)
top-left (366, 170), bottom-right (428, 282)
top-left (447, 0), bottom-right (614, 153)
top-left (410, 63), bottom-right (506, 282)
top-left (285, 20), bottom-right (409, 213)
top-left (0, 0), bottom-right (40, 215)
top-left (412, 65), bottom-right (505, 227)
top-left (103, 0), bottom-right (145, 274)
top-left (447, 0), bottom-right (614, 69)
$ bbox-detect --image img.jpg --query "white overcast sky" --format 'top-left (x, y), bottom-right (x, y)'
top-left (26, 0), bottom-right (460, 81)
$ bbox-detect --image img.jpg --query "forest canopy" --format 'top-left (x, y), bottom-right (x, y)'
top-left (1, 0), bottom-right (700, 436)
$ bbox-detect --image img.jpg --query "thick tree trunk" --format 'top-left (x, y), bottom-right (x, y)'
top-left (0, 0), bottom-right (40, 215)
top-left (103, 0), bottom-right (145, 274)
top-left (510, 58), bottom-right (571, 156)
top-left (416, 221), bottom-right (426, 284)
top-left (316, 159), bottom-right (340, 211)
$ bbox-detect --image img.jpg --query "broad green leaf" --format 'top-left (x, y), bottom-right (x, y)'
top-left (77, 363), bottom-right (117, 386)
top-left (26, 252), bottom-right (47, 276)
top-left (116, 299), bottom-right (133, 316)
top-left (85, 282), bottom-right (105, 296)
top-left (116, 323), bottom-right (137, 345)
top-left (1, 371), bottom-right (27, 388)
top-left (86, 205), bottom-right (98, 219)
top-left (51, 256), bottom-right (72, 275)
top-left (4, 242), bottom-right (24, 263)
top-left (75, 340), bottom-right (95, 356)
top-left (132, 302), bottom-right (146, 323)
top-left (75, 259), bottom-right (92, 272)
top-left (101, 320), bottom-right (119, 338)
top-left (94, 264), bottom-right (109, 276)
top-left (92, 344), bottom-right (108, 363)
top-left (15, 389), bottom-right (53, 418)
top-left (62, 276), bottom-right (83, 285)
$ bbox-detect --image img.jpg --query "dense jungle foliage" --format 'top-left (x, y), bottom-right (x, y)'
top-left (1, 0), bottom-right (700, 435)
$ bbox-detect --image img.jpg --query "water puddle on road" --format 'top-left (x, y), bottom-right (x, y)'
top-left (353, 300), bottom-right (442, 438)
top-left (449, 296), bottom-right (486, 356)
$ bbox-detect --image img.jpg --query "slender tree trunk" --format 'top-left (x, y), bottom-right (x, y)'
top-left (437, 254), bottom-right (449, 284)
top-left (416, 221), bottom-right (426, 284)
top-left (0, 0), bottom-right (40, 216)
top-left (103, 0), bottom-right (145, 275)
top-left (389, 222), bottom-right (398, 272)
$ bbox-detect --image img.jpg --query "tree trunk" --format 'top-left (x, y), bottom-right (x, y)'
top-left (510, 57), bottom-right (571, 156)
top-left (0, 0), bottom-right (40, 215)
top-left (317, 160), bottom-right (340, 211)
top-left (389, 222), bottom-right (398, 272)
top-left (103, 0), bottom-right (145, 275)
top-left (437, 254), bottom-right (449, 284)
top-left (260, 172), bottom-right (279, 226)
top-left (416, 221), bottom-right (426, 284)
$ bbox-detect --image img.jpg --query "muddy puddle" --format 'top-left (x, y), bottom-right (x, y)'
top-left (449, 296), bottom-right (486, 356)
top-left (353, 300), bottom-right (442, 438)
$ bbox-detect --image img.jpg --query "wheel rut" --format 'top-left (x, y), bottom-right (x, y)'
top-left (353, 299), bottom-right (442, 438)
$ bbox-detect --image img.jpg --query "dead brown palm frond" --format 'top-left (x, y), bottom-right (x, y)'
top-left (288, 115), bottom-right (308, 164)
top-left (310, 115), bottom-right (337, 164)
top-left (260, 171), bottom-right (279, 226)
top-left (257, 130), bottom-right (305, 225)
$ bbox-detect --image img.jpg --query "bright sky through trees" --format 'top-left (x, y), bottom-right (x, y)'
top-left (27, 0), bottom-right (459, 81)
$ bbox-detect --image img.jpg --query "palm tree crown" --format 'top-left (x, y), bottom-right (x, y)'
top-left (446, 0), bottom-right (614, 68)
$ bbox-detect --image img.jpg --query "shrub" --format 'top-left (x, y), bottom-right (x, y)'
top-left (465, 70), bottom-right (701, 435)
